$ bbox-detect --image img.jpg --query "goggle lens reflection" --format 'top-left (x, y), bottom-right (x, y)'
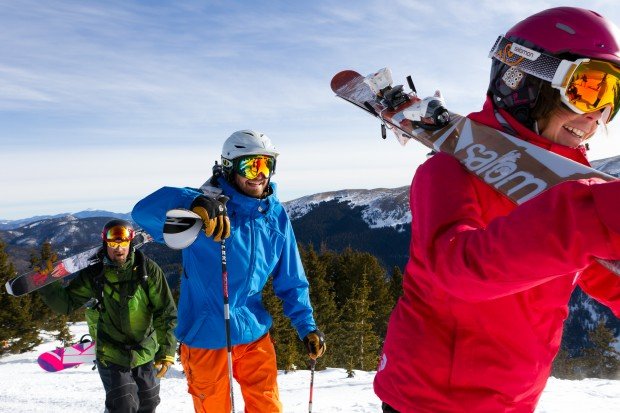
top-left (564, 60), bottom-right (620, 122)
top-left (235, 155), bottom-right (275, 179)
top-left (104, 226), bottom-right (134, 243)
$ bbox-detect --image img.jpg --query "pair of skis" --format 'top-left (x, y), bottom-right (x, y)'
top-left (37, 335), bottom-right (96, 373)
top-left (330, 67), bottom-right (620, 276)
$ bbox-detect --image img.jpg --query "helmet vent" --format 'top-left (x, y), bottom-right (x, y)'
top-left (555, 23), bottom-right (576, 35)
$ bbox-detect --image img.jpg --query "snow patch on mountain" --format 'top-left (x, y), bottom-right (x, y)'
top-left (592, 155), bottom-right (620, 177)
top-left (50, 223), bottom-right (81, 244)
top-left (284, 186), bottom-right (410, 229)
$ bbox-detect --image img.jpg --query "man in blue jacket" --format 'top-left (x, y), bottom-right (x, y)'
top-left (132, 130), bottom-right (325, 412)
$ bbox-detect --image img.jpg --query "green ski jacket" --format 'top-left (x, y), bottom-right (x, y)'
top-left (39, 250), bottom-right (177, 368)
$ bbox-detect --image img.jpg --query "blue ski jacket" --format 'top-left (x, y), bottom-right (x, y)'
top-left (132, 178), bottom-right (317, 349)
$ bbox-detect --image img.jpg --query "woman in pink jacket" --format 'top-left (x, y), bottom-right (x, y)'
top-left (374, 7), bottom-right (620, 413)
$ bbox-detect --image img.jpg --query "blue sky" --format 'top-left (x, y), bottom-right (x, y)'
top-left (1, 0), bottom-right (620, 220)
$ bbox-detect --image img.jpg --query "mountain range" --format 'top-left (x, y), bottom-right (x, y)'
top-left (0, 210), bottom-right (131, 231)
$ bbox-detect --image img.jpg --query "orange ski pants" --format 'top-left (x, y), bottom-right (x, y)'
top-left (179, 333), bottom-right (282, 413)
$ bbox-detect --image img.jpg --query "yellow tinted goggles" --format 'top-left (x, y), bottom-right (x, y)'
top-left (106, 240), bottom-right (131, 248)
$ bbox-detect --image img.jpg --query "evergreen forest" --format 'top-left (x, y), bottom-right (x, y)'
top-left (1, 240), bottom-right (618, 380)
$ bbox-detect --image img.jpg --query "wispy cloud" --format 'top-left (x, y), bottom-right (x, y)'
top-left (1, 0), bottom-right (619, 219)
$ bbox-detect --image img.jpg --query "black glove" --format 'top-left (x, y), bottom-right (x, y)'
top-left (303, 329), bottom-right (326, 359)
top-left (190, 195), bottom-right (230, 242)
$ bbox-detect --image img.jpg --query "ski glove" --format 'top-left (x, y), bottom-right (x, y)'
top-left (154, 355), bottom-right (175, 378)
top-left (303, 330), bottom-right (326, 359)
top-left (190, 195), bottom-right (230, 242)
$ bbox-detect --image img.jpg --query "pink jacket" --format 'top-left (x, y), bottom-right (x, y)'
top-left (373, 98), bottom-right (620, 413)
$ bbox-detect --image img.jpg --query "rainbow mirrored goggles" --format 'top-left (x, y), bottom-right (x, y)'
top-left (234, 155), bottom-right (276, 179)
top-left (103, 225), bottom-right (134, 248)
top-left (489, 36), bottom-right (620, 123)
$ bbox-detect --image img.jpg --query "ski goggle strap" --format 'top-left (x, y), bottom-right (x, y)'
top-left (489, 35), bottom-right (620, 123)
top-left (234, 155), bottom-right (276, 179)
top-left (103, 226), bottom-right (135, 242)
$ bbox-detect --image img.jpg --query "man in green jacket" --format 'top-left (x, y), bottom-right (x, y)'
top-left (39, 219), bottom-right (178, 413)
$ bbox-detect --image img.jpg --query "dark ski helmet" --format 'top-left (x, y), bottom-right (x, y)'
top-left (101, 219), bottom-right (135, 250)
top-left (488, 7), bottom-right (620, 128)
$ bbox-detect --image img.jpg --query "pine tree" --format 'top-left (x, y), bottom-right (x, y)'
top-left (29, 242), bottom-right (73, 344)
top-left (328, 248), bottom-right (393, 338)
top-left (300, 244), bottom-right (339, 369)
top-left (388, 265), bottom-right (403, 304)
top-left (551, 347), bottom-right (577, 379)
top-left (581, 321), bottom-right (620, 379)
top-left (0, 240), bottom-right (41, 354)
top-left (262, 278), bottom-right (302, 371)
top-left (333, 274), bottom-right (380, 371)
top-left (555, 320), bottom-right (620, 379)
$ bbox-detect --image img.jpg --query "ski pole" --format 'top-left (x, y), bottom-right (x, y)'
top-left (220, 236), bottom-right (235, 413)
top-left (308, 358), bottom-right (316, 413)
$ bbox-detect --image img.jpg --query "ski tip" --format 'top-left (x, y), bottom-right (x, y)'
top-left (37, 354), bottom-right (60, 372)
top-left (330, 70), bottom-right (362, 93)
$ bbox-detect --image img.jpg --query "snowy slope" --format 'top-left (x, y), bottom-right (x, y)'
top-left (0, 322), bottom-right (617, 413)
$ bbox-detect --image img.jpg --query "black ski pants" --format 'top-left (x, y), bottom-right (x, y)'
top-left (382, 402), bottom-right (400, 413)
top-left (97, 360), bottom-right (161, 413)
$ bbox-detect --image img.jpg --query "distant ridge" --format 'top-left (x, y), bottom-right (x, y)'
top-left (284, 186), bottom-right (410, 229)
top-left (0, 210), bottom-right (131, 230)
top-left (2, 152), bottom-right (619, 232)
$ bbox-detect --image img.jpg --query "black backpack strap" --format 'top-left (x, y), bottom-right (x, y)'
top-left (89, 249), bottom-right (153, 316)
top-left (133, 249), bottom-right (152, 309)
top-left (88, 249), bottom-right (106, 312)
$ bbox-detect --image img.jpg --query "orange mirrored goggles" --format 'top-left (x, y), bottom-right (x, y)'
top-left (234, 155), bottom-right (275, 179)
top-left (489, 36), bottom-right (620, 123)
top-left (562, 60), bottom-right (620, 122)
top-left (103, 225), bottom-right (134, 247)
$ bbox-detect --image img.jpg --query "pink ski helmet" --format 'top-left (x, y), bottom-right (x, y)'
top-left (506, 7), bottom-right (620, 64)
top-left (489, 7), bottom-right (620, 126)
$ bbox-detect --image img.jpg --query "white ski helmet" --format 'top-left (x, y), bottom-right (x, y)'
top-left (221, 130), bottom-right (279, 176)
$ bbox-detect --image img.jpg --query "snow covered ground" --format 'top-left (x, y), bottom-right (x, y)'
top-left (0, 322), bottom-right (618, 412)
